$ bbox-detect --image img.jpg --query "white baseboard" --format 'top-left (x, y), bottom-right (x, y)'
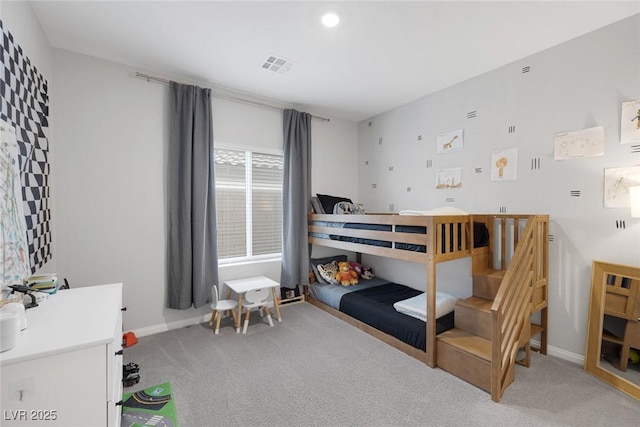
top-left (130, 313), bottom-right (211, 338)
top-left (129, 305), bottom-right (281, 338)
top-left (531, 339), bottom-right (584, 365)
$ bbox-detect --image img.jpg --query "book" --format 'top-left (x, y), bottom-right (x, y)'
top-left (25, 274), bottom-right (59, 294)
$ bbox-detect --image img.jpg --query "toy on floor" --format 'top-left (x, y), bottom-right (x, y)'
top-left (123, 331), bottom-right (138, 348)
top-left (123, 362), bottom-right (141, 387)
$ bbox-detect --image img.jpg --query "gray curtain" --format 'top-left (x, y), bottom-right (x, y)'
top-left (280, 109), bottom-right (312, 289)
top-left (167, 81), bottom-right (218, 309)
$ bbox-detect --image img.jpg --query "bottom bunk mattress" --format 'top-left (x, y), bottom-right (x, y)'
top-left (309, 279), bottom-right (455, 351)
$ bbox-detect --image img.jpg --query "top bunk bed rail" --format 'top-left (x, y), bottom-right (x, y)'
top-left (309, 213), bottom-right (472, 264)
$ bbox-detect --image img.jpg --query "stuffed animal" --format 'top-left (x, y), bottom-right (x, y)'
top-left (350, 261), bottom-right (363, 276)
top-left (350, 261), bottom-right (375, 280)
top-left (317, 261), bottom-right (339, 284)
top-left (360, 266), bottom-right (374, 280)
top-left (335, 261), bottom-right (358, 286)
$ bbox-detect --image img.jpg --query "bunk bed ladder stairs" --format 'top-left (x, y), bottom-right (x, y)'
top-left (437, 270), bottom-right (505, 395)
top-left (436, 215), bottom-right (549, 402)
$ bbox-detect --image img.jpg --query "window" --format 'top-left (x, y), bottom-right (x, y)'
top-left (214, 147), bottom-right (283, 262)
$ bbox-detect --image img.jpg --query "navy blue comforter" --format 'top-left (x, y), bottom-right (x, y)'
top-left (339, 283), bottom-right (455, 351)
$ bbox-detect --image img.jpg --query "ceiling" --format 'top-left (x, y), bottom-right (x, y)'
top-left (27, 1), bottom-right (640, 122)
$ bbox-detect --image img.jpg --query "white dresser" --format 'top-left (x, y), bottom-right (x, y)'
top-left (1, 283), bottom-right (123, 426)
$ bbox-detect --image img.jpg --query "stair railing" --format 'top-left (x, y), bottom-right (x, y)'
top-left (489, 215), bottom-right (549, 402)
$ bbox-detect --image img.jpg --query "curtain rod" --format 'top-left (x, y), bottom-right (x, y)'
top-left (135, 72), bottom-right (330, 122)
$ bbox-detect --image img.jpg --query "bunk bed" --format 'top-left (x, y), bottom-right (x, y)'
top-left (308, 210), bottom-right (481, 364)
top-left (308, 270), bottom-right (458, 353)
top-left (307, 207), bottom-right (550, 402)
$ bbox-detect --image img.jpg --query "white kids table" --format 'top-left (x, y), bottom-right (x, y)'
top-left (224, 276), bottom-right (282, 332)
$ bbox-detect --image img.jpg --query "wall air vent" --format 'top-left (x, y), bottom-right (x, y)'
top-left (631, 144), bottom-right (640, 153)
top-left (261, 55), bottom-right (294, 74)
top-left (522, 66), bottom-right (531, 73)
top-left (467, 111), bottom-right (477, 119)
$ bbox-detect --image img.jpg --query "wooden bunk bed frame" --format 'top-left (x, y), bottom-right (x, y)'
top-left (307, 212), bottom-right (549, 402)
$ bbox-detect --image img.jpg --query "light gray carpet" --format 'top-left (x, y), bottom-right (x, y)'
top-left (123, 303), bottom-right (640, 427)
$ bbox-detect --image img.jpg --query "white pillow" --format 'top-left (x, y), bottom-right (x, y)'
top-left (393, 292), bottom-right (458, 321)
top-left (399, 207), bottom-right (469, 216)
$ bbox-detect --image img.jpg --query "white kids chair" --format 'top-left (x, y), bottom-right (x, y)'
top-left (242, 287), bottom-right (274, 334)
top-left (209, 285), bottom-right (238, 334)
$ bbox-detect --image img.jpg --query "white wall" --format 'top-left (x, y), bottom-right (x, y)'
top-left (1, 3), bottom-right (52, 80)
top-left (49, 49), bottom-right (358, 332)
top-left (357, 15), bottom-right (640, 361)
top-left (2, 0), bottom-right (359, 333)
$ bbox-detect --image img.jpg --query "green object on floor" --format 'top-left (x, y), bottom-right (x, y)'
top-left (121, 382), bottom-right (177, 427)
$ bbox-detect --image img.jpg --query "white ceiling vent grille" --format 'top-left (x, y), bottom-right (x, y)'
top-left (261, 55), bottom-right (294, 74)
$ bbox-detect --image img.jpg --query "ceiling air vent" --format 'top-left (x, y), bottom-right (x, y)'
top-left (261, 55), bottom-right (294, 74)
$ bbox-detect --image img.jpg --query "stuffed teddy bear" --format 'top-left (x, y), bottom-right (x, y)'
top-left (335, 261), bottom-right (358, 286)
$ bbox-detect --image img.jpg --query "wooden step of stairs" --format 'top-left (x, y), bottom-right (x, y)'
top-left (472, 269), bottom-right (505, 300)
top-left (436, 328), bottom-right (493, 393)
top-left (454, 296), bottom-right (492, 340)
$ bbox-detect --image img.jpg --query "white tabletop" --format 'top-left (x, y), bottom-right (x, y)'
top-left (224, 276), bottom-right (280, 293)
top-left (0, 283), bottom-right (122, 366)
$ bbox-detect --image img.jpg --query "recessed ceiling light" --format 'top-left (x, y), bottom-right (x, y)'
top-left (321, 12), bottom-right (340, 28)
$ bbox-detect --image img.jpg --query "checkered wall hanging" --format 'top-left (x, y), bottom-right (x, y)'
top-left (0, 20), bottom-right (53, 273)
